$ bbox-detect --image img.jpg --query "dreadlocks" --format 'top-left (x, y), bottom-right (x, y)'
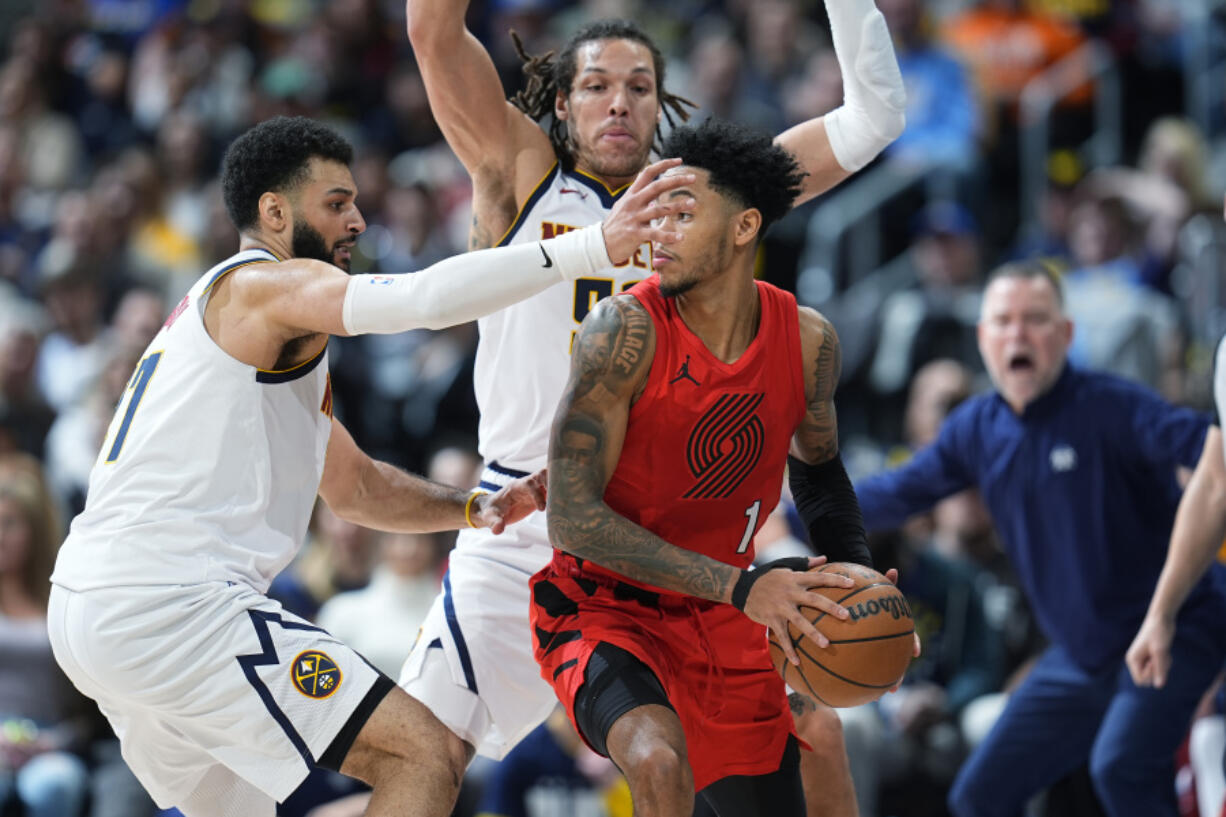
top-left (508, 20), bottom-right (695, 170)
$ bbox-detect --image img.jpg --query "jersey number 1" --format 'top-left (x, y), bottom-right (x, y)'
top-left (736, 499), bottom-right (762, 554)
top-left (105, 351), bottom-right (163, 463)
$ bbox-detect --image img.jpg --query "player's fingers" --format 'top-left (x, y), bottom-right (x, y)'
top-left (634, 172), bottom-right (695, 204)
top-left (807, 556), bottom-right (828, 568)
top-left (529, 477), bottom-right (547, 509)
top-left (884, 567), bottom-right (899, 585)
top-left (771, 621), bottom-right (802, 666)
top-left (647, 198), bottom-right (696, 220)
top-left (912, 632), bottom-right (922, 657)
top-left (799, 589), bottom-right (849, 619)
top-left (799, 571), bottom-right (855, 590)
top-left (628, 157), bottom-right (684, 192)
top-left (792, 612), bottom-right (830, 651)
top-left (645, 226), bottom-right (684, 245)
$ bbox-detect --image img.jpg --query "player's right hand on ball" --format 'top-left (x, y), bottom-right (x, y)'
top-left (738, 556), bottom-right (854, 667)
top-left (600, 157), bottom-right (695, 264)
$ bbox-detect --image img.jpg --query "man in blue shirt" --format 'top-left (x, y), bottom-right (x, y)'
top-left (855, 261), bottom-right (1226, 817)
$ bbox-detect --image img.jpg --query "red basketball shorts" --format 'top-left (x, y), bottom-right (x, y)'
top-left (529, 564), bottom-right (796, 790)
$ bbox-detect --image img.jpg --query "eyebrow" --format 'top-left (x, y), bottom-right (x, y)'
top-left (580, 66), bottom-right (654, 77)
top-left (325, 187), bottom-right (355, 197)
top-left (664, 189), bottom-right (693, 200)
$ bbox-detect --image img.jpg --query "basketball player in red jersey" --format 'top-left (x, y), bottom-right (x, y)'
top-left (404, 0), bottom-right (906, 807)
top-left (532, 119), bottom-right (893, 817)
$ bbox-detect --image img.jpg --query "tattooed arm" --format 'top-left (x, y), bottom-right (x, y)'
top-left (546, 295), bottom-right (738, 600)
top-left (548, 295), bottom-right (852, 657)
top-left (788, 307), bottom-right (872, 566)
top-left (792, 307), bottom-right (842, 465)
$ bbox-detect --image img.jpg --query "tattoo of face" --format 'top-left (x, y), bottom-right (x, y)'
top-left (546, 299), bottom-right (737, 602)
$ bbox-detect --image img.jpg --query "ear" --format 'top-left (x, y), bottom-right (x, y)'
top-left (258, 192), bottom-right (289, 235)
top-left (732, 208), bottom-right (762, 248)
top-left (555, 89), bottom-right (570, 122)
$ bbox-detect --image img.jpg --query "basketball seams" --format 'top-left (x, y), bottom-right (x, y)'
top-left (823, 629), bottom-right (915, 646)
top-left (793, 640), bottom-right (901, 690)
top-left (766, 563), bottom-right (915, 706)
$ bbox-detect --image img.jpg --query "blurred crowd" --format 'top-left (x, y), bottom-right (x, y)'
top-left (3, 0), bottom-right (1226, 815)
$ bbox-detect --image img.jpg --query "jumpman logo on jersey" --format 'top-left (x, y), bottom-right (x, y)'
top-left (669, 355), bottom-right (701, 387)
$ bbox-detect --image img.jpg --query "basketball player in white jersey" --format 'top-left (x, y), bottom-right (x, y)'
top-left (399, 1), bottom-right (907, 812)
top-left (46, 116), bottom-right (695, 817)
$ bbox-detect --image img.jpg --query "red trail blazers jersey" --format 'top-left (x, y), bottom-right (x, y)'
top-left (555, 275), bottom-right (807, 591)
top-left (533, 276), bottom-right (808, 789)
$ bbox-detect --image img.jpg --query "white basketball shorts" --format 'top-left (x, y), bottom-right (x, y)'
top-left (399, 463), bottom-right (558, 760)
top-left (48, 580), bottom-right (390, 811)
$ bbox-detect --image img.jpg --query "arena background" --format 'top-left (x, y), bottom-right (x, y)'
top-left (2, 1), bottom-right (1226, 816)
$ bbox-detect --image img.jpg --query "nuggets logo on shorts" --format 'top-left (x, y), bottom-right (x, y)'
top-left (291, 650), bottom-right (342, 699)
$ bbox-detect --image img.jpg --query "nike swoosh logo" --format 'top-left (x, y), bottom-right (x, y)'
top-left (539, 244), bottom-right (553, 268)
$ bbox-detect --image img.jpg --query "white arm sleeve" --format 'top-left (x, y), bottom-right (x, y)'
top-left (822, 0), bottom-right (907, 172)
top-left (342, 224), bottom-right (611, 334)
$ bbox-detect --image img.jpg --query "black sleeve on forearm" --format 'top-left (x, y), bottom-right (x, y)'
top-left (787, 454), bottom-right (872, 568)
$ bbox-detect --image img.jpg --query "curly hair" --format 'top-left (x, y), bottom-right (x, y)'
top-left (508, 20), bottom-right (695, 170)
top-left (661, 118), bottom-right (806, 233)
top-left (221, 116), bottom-right (354, 231)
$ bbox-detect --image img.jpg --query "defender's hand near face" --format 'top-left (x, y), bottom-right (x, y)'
top-left (601, 158), bottom-right (695, 263)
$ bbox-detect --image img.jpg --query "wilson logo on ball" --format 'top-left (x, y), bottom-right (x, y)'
top-left (846, 595), bottom-right (913, 622)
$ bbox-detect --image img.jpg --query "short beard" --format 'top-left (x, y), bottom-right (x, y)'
top-left (292, 219), bottom-right (346, 270)
top-left (570, 132), bottom-right (653, 180)
top-left (659, 275), bottom-right (698, 298)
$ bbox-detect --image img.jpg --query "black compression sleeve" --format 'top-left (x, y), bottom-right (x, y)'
top-left (787, 454), bottom-right (872, 568)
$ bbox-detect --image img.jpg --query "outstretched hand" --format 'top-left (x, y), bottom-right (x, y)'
top-left (473, 469), bottom-right (547, 534)
top-left (740, 556), bottom-right (854, 666)
top-left (601, 157), bottom-right (695, 263)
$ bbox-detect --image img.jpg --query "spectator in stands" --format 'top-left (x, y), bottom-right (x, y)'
top-left (869, 200), bottom-right (984, 398)
top-left (878, 0), bottom-right (981, 175)
top-left (1061, 188), bottom-right (1184, 396)
top-left (266, 502), bottom-right (378, 622)
top-left (0, 458), bottom-right (91, 817)
top-left (316, 530), bottom-right (446, 677)
top-left (0, 301), bottom-right (53, 459)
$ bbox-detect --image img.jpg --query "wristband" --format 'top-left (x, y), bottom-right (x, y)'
top-left (730, 556), bottom-right (811, 611)
top-left (464, 490), bottom-right (487, 529)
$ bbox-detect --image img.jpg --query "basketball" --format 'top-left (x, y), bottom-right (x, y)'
top-left (768, 561), bottom-right (915, 708)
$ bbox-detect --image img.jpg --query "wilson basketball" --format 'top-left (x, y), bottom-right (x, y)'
top-left (768, 561), bottom-right (914, 708)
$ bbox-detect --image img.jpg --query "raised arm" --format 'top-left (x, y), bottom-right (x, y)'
top-left (405, 0), bottom-right (554, 245)
top-left (777, 0), bottom-right (906, 206)
top-left (547, 296), bottom-right (853, 661)
top-left (229, 160), bottom-right (693, 348)
top-left (787, 306), bottom-right (872, 565)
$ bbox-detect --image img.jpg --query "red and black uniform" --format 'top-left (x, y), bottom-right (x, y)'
top-left (530, 277), bottom-right (807, 790)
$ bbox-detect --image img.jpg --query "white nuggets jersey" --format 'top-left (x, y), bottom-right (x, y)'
top-left (51, 249), bottom-right (333, 593)
top-left (474, 163), bottom-right (654, 472)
